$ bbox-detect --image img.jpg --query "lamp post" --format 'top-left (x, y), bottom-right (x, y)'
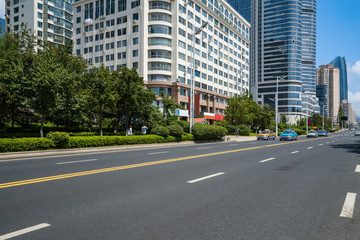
top-left (189, 22), bottom-right (208, 133)
top-left (303, 92), bottom-right (311, 134)
top-left (275, 76), bottom-right (285, 137)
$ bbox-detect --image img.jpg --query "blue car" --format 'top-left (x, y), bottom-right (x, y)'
top-left (318, 130), bottom-right (328, 137)
top-left (280, 130), bottom-right (298, 141)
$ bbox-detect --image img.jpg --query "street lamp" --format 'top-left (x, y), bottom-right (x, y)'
top-left (275, 76), bottom-right (285, 137)
top-left (303, 92), bottom-right (312, 134)
top-left (190, 21), bottom-right (208, 133)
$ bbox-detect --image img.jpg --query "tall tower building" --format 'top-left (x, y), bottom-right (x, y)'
top-left (73, 0), bottom-right (250, 121)
top-left (0, 18), bottom-right (5, 36)
top-left (4, 0), bottom-right (73, 46)
top-left (330, 56), bottom-right (348, 103)
top-left (316, 64), bottom-right (340, 124)
top-left (226, 0), bottom-right (251, 23)
top-left (250, 0), bottom-right (317, 124)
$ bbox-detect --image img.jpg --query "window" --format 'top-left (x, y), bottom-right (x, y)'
top-left (76, 6), bottom-right (81, 13)
top-left (38, 3), bottom-right (43, 10)
top-left (132, 50), bottom-right (138, 57)
top-left (133, 25), bottom-right (139, 32)
top-left (37, 21), bottom-right (42, 28)
top-left (179, 16), bottom-right (186, 26)
top-left (179, 52), bottom-right (185, 60)
top-left (118, 0), bottom-right (126, 12)
top-left (132, 62), bottom-right (138, 69)
top-left (133, 37), bottom-right (139, 45)
top-left (148, 25), bottom-right (171, 35)
top-left (131, 0), bottom-right (140, 8)
top-left (14, 0), bottom-right (19, 4)
top-left (76, 17), bottom-right (81, 24)
top-left (14, 7), bottom-right (19, 13)
top-left (14, 16), bottom-right (19, 22)
top-left (178, 28), bottom-right (186, 37)
top-left (133, 13), bottom-right (139, 20)
top-left (178, 40), bottom-right (185, 49)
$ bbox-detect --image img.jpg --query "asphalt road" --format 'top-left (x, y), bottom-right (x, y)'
top-left (0, 131), bottom-right (359, 240)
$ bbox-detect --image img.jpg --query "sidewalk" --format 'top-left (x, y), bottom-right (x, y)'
top-left (0, 135), bottom-right (258, 161)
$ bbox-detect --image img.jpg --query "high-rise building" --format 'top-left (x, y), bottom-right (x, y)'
top-left (4, 0), bottom-right (73, 46)
top-left (250, 0), bottom-right (317, 124)
top-left (73, 0), bottom-right (251, 122)
top-left (316, 84), bottom-right (327, 117)
top-left (0, 18), bottom-right (5, 36)
top-left (340, 100), bottom-right (355, 125)
top-left (316, 64), bottom-right (340, 124)
top-left (330, 56), bottom-right (348, 103)
top-left (226, 0), bottom-right (251, 23)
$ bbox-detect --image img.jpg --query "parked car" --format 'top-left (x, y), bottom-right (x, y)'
top-left (318, 130), bottom-right (328, 137)
top-left (280, 130), bottom-right (298, 141)
top-left (307, 130), bottom-right (319, 138)
top-left (355, 130), bottom-right (360, 136)
top-left (257, 130), bottom-right (276, 140)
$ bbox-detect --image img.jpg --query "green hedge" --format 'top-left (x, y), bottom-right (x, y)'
top-left (0, 133), bottom-right (195, 152)
top-left (0, 138), bottom-right (56, 152)
top-left (166, 124), bottom-right (184, 137)
top-left (192, 124), bottom-right (227, 141)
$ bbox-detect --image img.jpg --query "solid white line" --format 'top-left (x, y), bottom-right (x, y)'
top-left (229, 144), bottom-right (239, 146)
top-left (340, 192), bottom-right (357, 218)
top-left (307, 147), bottom-right (313, 149)
top-left (187, 172), bottom-right (225, 183)
top-left (197, 147), bottom-right (211, 150)
top-left (318, 144), bottom-right (323, 146)
top-left (147, 151), bottom-right (169, 155)
top-left (355, 165), bottom-right (360, 173)
top-left (0, 223), bottom-right (50, 240)
top-left (56, 159), bottom-right (98, 165)
top-left (259, 157), bottom-right (275, 163)
top-left (291, 151), bottom-right (299, 154)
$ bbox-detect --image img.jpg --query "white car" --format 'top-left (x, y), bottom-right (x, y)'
top-left (355, 131), bottom-right (360, 136)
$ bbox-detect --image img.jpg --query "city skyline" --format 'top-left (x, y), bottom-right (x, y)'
top-left (1, 0), bottom-right (359, 118)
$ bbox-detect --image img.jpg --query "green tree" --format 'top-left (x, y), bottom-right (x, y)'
top-left (258, 104), bottom-right (275, 130)
top-left (159, 91), bottom-right (182, 121)
top-left (0, 25), bottom-right (37, 127)
top-left (111, 67), bottom-right (156, 132)
top-left (280, 115), bottom-right (288, 125)
top-left (85, 65), bottom-right (112, 136)
top-left (225, 93), bottom-right (260, 128)
top-left (310, 113), bottom-right (323, 127)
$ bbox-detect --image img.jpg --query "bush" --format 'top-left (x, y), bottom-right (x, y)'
top-left (237, 124), bottom-right (250, 136)
top-left (151, 126), bottom-right (170, 137)
top-left (166, 124), bottom-right (184, 137)
top-left (192, 124), bottom-right (227, 141)
top-left (0, 138), bottom-right (55, 152)
top-left (181, 132), bottom-right (194, 141)
top-left (215, 121), bottom-right (250, 136)
top-left (46, 132), bottom-right (70, 148)
top-left (176, 120), bottom-right (190, 133)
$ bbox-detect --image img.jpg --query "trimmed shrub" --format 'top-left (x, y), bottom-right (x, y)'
top-left (237, 124), bottom-right (250, 136)
top-left (176, 120), bottom-right (190, 133)
top-left (166, 124), bottom-right (184, 137)
top-left (192, 124), bottom-right (227, 141)
top-left (0, 138), bottom-right (55, 152)
top-left (181, 133), bottom-right (194, 141)
top-left (151, 126), bottom-right (170, 137)
top-left (46, 132), bottom-right (70, 148)
top-left (69, 132), bottom-right (97, 137)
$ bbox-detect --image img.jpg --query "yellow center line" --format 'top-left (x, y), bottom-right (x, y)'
top-left (0, 136), bottom-right (335, 189)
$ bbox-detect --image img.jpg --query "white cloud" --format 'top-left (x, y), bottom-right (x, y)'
top-left (350, 60), bottom-right (360, 76)
top-left (348, 91), bottom-right (360, 117)
top-left (0, 0), bottom-right (4, 19)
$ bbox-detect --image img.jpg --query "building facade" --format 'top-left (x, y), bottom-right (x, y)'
top-left (316, 64), bottom-right (340, 124)
top-left (5, 0), bottom-right (73, 46)
top-left (0, 18), bottom-right (5, 36)
top-left (340, 100), bottom-right (355, 125)
top-left (73, 0), bottom-right (251, 121)
top-left (330, 56), bottom-right (348, 103)
top-left (226, 0), bottom-right (251, 23)
top-left (250, 0), bottom-right (317, 124)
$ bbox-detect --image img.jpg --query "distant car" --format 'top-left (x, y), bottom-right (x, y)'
top-left (350, 128), bottom-right (355, 131)
top-left (355, 131), bottom-right (360, 136)
top-left (307, 130), bottom-right (319, 138)
top-left (257, 130), bottom-right (276, 140)
top-left (318, 130), bottom-right (328, 137)
top-left (280, 130), bottom-right (298, 141)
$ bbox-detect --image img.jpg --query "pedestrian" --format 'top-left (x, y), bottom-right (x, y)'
top-left (141, 124), bottom-right (148, 135)
top-left (236, 128), bottom-right (239, 138)
top-left (129, 125), bottom-right (133, 136)
top-left (258, 129), bottom-right (261, 134)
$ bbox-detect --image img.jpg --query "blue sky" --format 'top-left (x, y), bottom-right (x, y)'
top-left (0, 0), bottom-right (360, 115)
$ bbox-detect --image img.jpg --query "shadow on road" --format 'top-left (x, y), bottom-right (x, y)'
top-left (330, 139), bottom-right (360, 155)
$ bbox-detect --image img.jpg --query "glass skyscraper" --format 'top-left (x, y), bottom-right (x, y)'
top-left (250, 0), bottom-right (317, 124)
top-left (226, 0), bottom-right (251, 23)
top-left (330, 56), bottom-right (348, 103)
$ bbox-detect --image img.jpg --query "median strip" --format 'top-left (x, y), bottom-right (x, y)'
top-left (0, 223), bottom-right (50, 240)
top-left (187, 172), bottom-right (225, 183)
top-left (0, 137), bottom-right (334, 189)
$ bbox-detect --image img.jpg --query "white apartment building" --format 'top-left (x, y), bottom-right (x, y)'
top-left (73, 0), bottom-right (250, 122)
top-left (5, 0), bottom-right (73, 46)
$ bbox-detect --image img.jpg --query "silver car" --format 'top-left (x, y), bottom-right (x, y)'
top-left (355, 131), bottom-right (360, 136)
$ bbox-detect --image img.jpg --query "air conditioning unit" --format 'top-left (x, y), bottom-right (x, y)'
top-left (100, 16), bottom-right (106, 20)
top-left (82, 32), bottom-right (86, 36)
top-left (133, 20), bottom-right (138, 24)
top-left (102, 50), bottom-right (105, 54)
top-left (99, 28), bottom-right (104, 32)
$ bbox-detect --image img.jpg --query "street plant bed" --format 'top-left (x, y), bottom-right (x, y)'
top-left (0, 134), bottom-right (194, 153)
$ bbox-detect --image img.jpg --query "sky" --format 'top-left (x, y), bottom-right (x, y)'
top-left (0, 0), bottom-right (359, 115)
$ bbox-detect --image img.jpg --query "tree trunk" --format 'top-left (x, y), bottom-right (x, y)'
top-left (40, 116), bottom-right (44, 138)
top-left (99, 111), bottom-right (103, 137)
top-left (125, 106), bottom-right (129, 131)
top-left (11, 114), bottom-right (15, 129)
top-left (114, 109), bottom-right (120, 133)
